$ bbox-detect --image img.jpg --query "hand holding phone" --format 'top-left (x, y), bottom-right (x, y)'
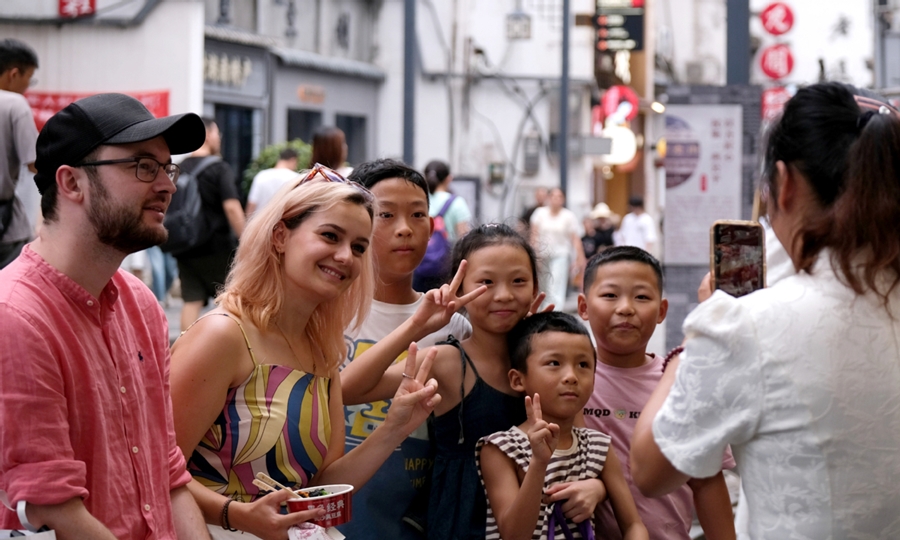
top-left (710, 220), bottom-right (766, 298)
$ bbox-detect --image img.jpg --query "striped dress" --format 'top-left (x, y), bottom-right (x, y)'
top-left (186, 313), bottom-right (331, 502)
top-left (476, 426), bottom-right (611, 540)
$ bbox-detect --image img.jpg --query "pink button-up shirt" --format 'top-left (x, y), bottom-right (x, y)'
top-left (0, 246), bottom-right (192, 538)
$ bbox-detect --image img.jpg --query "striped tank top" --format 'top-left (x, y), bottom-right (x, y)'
top-left (475, 426), bottom-right (611, 540)
top-left (186, 313), bottom-right (331, 502)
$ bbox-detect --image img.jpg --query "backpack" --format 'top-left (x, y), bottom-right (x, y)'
top-left (160, 156), bottom-right (220, 256)
top-left (416, 195), bottom-right (457, 279)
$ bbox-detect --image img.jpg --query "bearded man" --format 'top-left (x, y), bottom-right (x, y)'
top-left (0, 93), bottom-right (213, 540)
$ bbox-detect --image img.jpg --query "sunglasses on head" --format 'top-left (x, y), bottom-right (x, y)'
top-left (299, 163), bottom-right (374, 202)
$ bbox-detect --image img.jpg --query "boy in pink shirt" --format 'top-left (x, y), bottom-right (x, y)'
top-left (578, 246), bottom-right (735, 540)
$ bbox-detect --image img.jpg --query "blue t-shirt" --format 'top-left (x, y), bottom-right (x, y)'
top-left (429, 191), bottom-right (472, 242)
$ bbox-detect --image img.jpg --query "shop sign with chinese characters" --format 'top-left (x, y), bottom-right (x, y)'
top-left (205, 53), bottom-right (253, 88)
top-left (594, 0), bottom-right (644, 52)
top-left (59, 0), bottom-right (95, 18)
top-left (760, 2), bottom-right (794, 36)
top-left (760, 44), bottom-right (793, 80)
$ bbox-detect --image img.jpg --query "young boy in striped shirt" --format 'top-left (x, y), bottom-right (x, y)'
top-left (476, 312), bottom-right (648, 540)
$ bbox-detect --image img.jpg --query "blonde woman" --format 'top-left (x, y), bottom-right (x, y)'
top-left (171, 165), bottom-right (440, 540)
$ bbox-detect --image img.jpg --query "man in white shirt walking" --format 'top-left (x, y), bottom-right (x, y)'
top-left (245, 148), bottom-right (300, 216)
top-left (615, 196), bottom-right (658, 256)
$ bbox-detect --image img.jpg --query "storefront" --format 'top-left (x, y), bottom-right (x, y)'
top-left (269, 47), bottom-right (384, 166)
top-left (203, 28), bottom-right (272, 192)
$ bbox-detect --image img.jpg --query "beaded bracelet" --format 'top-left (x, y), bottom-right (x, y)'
top-left (221, 498), bottom-right (238, 532)
top-left (661, 346), bottom-right (684, 373)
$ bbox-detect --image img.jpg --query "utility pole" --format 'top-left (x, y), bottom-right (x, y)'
top-left (560, 0), bottom-right (571, 196)
top-left (403, 0), bottom-right (416, 165)
top-left (726, 0), bottom-right (750, 84)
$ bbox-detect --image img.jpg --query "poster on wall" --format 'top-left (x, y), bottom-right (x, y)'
top-left (664, 104), bottom-right (743, 265)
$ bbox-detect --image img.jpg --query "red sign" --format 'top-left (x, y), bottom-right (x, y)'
top-left (761, 2), bottom-right (794, 36)
top-left (760, 44), bottom-right (794, 80)
top-left (762, 86), bottom-right (792, 122)
top-left (601, 85), bottom-right (640, 123)
top-left (59, 0), bottom-right (95, 18)
top-left (25, 91), bottom-right (170, 131)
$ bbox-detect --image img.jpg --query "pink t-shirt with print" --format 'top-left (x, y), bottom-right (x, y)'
top-left (584, 353), bottom-right (734, 540)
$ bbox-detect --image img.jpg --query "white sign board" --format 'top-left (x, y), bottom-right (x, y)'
top-left (664, 105), bottom-right (743, 265)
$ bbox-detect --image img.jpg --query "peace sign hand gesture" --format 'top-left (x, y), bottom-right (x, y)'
top-left (525, 393), bottom-right (560, 466)
top-left (411, 259), bottom-right (487, 336)
top-left (384, 343), bottom-right (442, 438)
top-left (528, 292), bottom-right (554, 316)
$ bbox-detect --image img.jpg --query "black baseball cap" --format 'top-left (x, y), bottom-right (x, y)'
top-left (34, 93), bottom-right (206, 195)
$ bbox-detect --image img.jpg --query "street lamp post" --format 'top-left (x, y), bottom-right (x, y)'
top-left (403, 0), bottom-right (416, 165)
top-left (726, 0), bottom-right (750, 84)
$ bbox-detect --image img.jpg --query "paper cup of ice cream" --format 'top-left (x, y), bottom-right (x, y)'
top-left (287, 484), bottom-right (353, 528)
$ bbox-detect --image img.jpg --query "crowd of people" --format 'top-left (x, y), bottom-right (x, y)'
top-left (1, 35), bottom-right (899, 540)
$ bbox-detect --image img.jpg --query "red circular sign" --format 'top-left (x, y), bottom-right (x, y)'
top-left (760, 44), bottom-right (794, 80)
top-left (761, 2), bottom-right (794, 36)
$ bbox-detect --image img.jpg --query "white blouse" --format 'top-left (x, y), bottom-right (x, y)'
top-left (653, 254), bottom-right (900, 540)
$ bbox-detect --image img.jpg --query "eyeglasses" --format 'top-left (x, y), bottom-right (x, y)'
top-left (76, 157), bottom-right (181, 183)
top-left (300, 163), bottom-right (373, 202)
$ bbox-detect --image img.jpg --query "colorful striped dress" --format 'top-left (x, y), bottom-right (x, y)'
top-left (186, 313), bottom-right (331, 502)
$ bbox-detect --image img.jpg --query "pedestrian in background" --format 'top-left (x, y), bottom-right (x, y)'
top-left (413, 159), bottom-right (473, 292)
top-left (0, 38), bottom-right (39, 268)
top-left (245, 147), bottom-right (300, 217)
top-left (424, 159), bottom-right (471, 242)
top-left (519, 186), bottom-right (548, 238)
top-left (581, 202), bottom-right (616, 260)
top-left (530, 187), bottom-right (585, 310)
top-left (174, 117), bottom-right (245, 331)
top-left (615, 197), bottom-right (657, 257)
top-left (311, 126), bottom-right (352, 177)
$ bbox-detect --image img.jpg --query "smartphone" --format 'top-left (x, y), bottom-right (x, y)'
top-left (710, 220), bottom-right (766, 297)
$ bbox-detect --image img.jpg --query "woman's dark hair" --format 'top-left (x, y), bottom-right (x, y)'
top-left (423, 160), bottom-right (450, 194)
top-left (827, 111), bottom-right (900, 304)
top-left (764, 82), bottom-right (900, 303)
top-left (311, 126), bottom-right (346, 169)
top-left (763, 83), bottom-right (861, 210)
top-left (507, 311), bottom-right (594, 373)
top-left (449, 223), bottom-right (539, 291)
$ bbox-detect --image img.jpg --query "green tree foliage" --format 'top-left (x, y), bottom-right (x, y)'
top-left (242, 139), bottom-right (312, 195)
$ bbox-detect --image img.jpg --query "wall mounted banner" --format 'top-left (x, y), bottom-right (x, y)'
top-left (664, 105), bottom-right (743, 265)
top-left (25, 90), bottom-right (170, 131)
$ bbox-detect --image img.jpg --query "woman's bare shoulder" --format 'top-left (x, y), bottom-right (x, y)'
top-left (171, 310), bottom-right (254, 370)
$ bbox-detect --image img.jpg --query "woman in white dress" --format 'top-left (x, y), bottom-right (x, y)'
top-left (631, 82), bottom-right (900, 539)
top-left (529, 188), bottom-right (585, 310)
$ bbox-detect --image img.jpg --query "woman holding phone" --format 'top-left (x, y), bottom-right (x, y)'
top-left (631, 83), bottom-right (900, 538)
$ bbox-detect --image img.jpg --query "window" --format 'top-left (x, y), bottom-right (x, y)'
top-left (215, 104), bottom-right (257, 201)
top-left (335, 114), bottom-right (367, 166)
top-left (287, 109), bottom-right (323, 144)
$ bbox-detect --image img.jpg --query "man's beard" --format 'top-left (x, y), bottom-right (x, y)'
top-left (87, 175), bottom-right (168, 254)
